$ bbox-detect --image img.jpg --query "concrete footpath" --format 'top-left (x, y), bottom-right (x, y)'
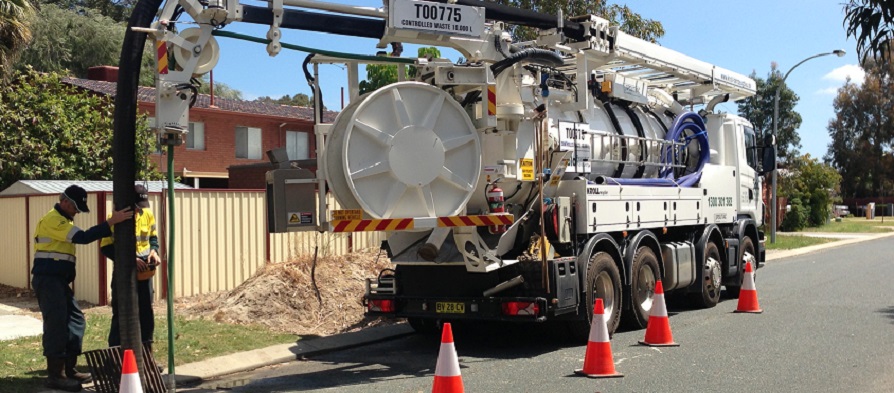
top-left (0, 303), bottom-right (42, 341)
top-left (28, 229), bottom-right (894, 392)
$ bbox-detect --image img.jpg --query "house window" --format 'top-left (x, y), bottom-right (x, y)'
top-left (187, 122), bottom-right (205, 150)
top-left (286, 131), bottom-right (309, 159)
top-left (235, 126), bottom-right (262, 159)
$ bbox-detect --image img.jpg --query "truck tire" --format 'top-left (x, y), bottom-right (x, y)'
top-left (724, 236), bottom-right (755, 298)
top-left (690, 241), bottom-right (722, 308)
top-left (623, 247), bottom-right (660, 329)
top-left (568, 252), bottom-right (622, 341)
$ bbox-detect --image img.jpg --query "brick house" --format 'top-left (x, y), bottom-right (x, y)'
top-left (64, 66), bottom-right (336, 188)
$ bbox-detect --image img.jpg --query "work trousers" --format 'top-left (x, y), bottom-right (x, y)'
top-left (108, 277), bottom-right (155, 347)
top-left (32, 274), bottom-right (85, 358)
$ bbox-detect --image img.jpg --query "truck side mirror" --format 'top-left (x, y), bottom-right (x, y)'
top-left (760, 134), bottom-right (776, 175)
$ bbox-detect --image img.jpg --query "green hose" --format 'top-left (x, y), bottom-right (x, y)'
top-left (166, 145), bottom-right (175, 380)
top-left (212, 30), bottom-right (415, 64)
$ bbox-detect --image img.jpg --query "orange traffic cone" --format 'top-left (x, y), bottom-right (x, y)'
top-left (118, 349), bottom-right (143, 393)
top-left (432, 323), bottom-right (464, 393)
top-left (574, 298), bottom-right (623, 378)
top-left (639, 280), bottom-right (679, 347)
top-left (735, 261), bottom-right (763, 313)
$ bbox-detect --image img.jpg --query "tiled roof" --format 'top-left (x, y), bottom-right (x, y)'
top-left (1, 180), bottom-right (192, 196)
top-left (62, 77), bottom-right (338, 123)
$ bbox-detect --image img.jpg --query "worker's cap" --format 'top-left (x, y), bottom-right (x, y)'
top-left (135, 184), bottom-right (149, 208)
top-left (62, 185), bottom-right (90, 213)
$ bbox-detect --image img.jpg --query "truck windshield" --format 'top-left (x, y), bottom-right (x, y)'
top-left (744, 127), bottom-right (758, 170)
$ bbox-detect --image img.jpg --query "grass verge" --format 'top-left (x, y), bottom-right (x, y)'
top-left (0, 313), bottom-right (296, 393)
top-left (802, 217), bottom-right (894, 233)
top-left (766, 234), bottom-right (839, 250)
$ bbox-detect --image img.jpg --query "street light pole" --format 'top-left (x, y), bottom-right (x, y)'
top-left (770, 49), bottom-right (846, 243)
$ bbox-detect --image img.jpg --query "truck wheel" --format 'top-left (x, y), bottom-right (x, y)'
top-left (690, 241), bottom-right (722, 308)
top-left (568, 252), bottom-right (622, 341)
top-left (408, 318), bottom-right (438, 335)
top-left (623, 247), bottom-right (660, 329)
top-left (725, 236), bottom-right (755, 298)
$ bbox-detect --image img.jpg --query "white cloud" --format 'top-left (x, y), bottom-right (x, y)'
top-left (815, 87), bottom-right (840, 95)
top-left (822, 64), bottom-right (865, 85)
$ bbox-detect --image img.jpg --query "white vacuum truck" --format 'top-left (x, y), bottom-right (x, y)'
top-left (147, 0), bottom-right (771, 337)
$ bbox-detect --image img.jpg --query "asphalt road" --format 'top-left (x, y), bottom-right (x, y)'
top-left (189, 237), bottom-right (894, 393)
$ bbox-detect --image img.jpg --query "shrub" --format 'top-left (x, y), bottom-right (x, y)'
top-left (781, 197), bottom-right (809, 231)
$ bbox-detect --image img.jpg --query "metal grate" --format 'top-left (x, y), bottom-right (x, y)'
top-left (84, 344), bottom-right (167, 393)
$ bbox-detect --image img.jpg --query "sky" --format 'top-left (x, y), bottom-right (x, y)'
top-left (206, 0), bottom-right (864, 159)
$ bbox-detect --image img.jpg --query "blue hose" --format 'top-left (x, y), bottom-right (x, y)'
top-left (596, 111), bottom-right (709, 187)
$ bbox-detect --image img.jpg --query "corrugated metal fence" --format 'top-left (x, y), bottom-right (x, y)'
top-left (0, 190), bottom-right (385, 305)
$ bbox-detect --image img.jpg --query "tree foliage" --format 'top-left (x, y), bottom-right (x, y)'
top-left (494, 0), bottom-right (664, 42)
top-left (779, 154), bottom-right (842, 230)
top-left (0, 68), bottom-right (161, 191)
top-left (360, 47), bottom-right (441, 96)
top-left (17, 4), bottom-right (238, 93)
top-left (844, 0), bottom-right (894, 63)
top-left (43, 0), bottom-right (136, 23)
top-left (0, 0), bottom-right (35, 80)
top-left (825, 58), bottom-right (894, 198)
top-left (257, 93), bottom-right (313, 107)
top-left (17, 5), bottom-right (127, 78)
top-left (193, 75), bottom-right (243, 100)
top-left (737, 65), bottom-right (802, 163)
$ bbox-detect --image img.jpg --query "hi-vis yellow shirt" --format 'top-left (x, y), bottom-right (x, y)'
top-left (33, 208), bottom-right (81, 263)
top-left (101, 208), bottom-right (157, 258)
top-left (32, 204), bottom-right (112, 279)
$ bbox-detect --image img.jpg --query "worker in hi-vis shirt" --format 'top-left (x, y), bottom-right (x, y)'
top-left (31, 185), bottom-right (132, 392)
top-left (101, 184), bottom-right (161, 352)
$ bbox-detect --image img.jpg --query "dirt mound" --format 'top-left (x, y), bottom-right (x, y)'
top-left (179, 249), bottom-right (396, 336)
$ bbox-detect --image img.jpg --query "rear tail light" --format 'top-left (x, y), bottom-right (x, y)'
top-left (501, 301), bottom-right (539, 316)
top-left (368, 299), bottom-right (395, 313)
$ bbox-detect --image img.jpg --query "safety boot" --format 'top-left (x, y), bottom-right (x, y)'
top-left (46, 357), bottom-right (82, 392)
top-left (65, 356), bottom-right (92, 384)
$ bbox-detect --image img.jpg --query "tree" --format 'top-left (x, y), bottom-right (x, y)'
top-left (17, 5), bottom-right (127, 77)
top-left (16, 4), bottom-right (213, 90)
top-left (737, 64), bottom-right (803, 163)
top-left (779, 154), bottom-right (842, 229)
top-left (0, 67), bottom-right (161, 191)
top-left (193, 75), bottom-right (243, 100)
top-left (360, 47), bottom-right (441, 96)
top-left (825, 57), bottom-right (894, 198)
top-left (0, 0), bottom-right (35, 79)
top-left (257, 93), bottom-right (313, 107)
top-left (844, 0), bottom-right (894, 63)
top-left (43, 0), bottom-right (136, 23)
top-left (494, 0), bottom-right (664, 42)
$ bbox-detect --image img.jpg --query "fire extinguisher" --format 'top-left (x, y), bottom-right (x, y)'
top-left (487, 184), bottom-right (507, 234)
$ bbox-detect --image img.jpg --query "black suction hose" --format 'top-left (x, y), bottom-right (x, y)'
top-left (112, 0), bottom-right (163, 379)
top-left (241, 5), bottom-right (385, 39)
top-left (491, 48), bottom-right (564, 76)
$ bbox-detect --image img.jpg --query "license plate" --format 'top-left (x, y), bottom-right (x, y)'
top-left (435, 302), bottom-right (465, 314)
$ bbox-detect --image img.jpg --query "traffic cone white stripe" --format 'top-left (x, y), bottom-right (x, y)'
top-left (742, 267), bottom-right (756, 290)
top-left (434, 342), bottom-right (461, 377)
top-left (119, 373), bottom-right (141, 393)
top-left (649, 291), bottom-right (668, 317)
top-left (587, 305), bottom-right (610, 343)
